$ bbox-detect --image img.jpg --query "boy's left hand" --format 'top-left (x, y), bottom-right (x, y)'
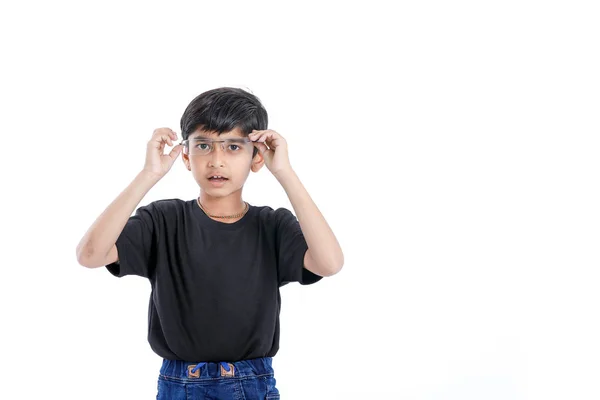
top-left (249, 129), bottom-right (293, 177)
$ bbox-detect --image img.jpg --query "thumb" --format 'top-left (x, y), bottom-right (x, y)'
top-left (256, 143), bottom-right (271, 163)
top-left (168, 144), bottom-right (183, 161)
top-left (256, 142), bottom-right (268, 155)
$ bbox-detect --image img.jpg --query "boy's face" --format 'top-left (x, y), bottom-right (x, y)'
top-left (182, 127), bottom-right (264, 197)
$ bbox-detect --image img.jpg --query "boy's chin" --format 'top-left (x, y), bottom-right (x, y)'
top-left (200, 183), bottom-right (243, 196)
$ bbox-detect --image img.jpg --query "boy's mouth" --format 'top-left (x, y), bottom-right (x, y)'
top-left (208, 175), bottom-right (228, 182)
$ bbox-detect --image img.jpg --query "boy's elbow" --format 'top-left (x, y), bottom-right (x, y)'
top-left (321, 256), bottom-right (344, 277)
top-left (77, 252), bottom-right (96, 268)
top-left (327, 262), bottom-right (344, 277)
top-left (329, 252), bottom-right (344, 275)
top-left (76, 243), bottom-right (91, 267)
top-left (76, 243), bottom-right (109, 268)
top-left (305, 250), bottom-right (343, 277)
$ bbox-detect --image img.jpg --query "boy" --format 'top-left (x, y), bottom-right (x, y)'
top-left (76, 87), bottom-right (344, 399)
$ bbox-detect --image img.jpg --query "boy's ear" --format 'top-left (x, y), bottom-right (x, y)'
top-left (251, 148), bottom-right (265, 172)
top-left (182, 152), bottom-right (191, 170)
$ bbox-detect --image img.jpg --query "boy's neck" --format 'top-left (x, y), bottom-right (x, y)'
top-left (198, 192), bottom-right (246, 217)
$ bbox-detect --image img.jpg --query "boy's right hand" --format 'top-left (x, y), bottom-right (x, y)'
top-left (142, 128), bottom-right (183, 179)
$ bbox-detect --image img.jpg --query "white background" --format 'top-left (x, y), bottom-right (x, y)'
top-left (1, 1), bottom-right (598, 399)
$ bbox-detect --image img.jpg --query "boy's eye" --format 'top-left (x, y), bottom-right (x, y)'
top-left (197, 143), bottom-right (210, 150)
top-left (228, 144), bottom-right (240, 151)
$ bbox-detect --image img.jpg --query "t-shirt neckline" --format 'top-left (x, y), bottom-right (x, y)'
top-left (191, 198), bottom-right (255, 230)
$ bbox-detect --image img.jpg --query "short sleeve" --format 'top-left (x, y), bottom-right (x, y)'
top-left (275, 207), bottom-right (323, 287)
top-left (105, 203), bottom-right (157, 278)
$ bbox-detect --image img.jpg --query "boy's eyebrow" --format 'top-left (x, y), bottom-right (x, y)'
top-left (190, 134), bottom-right (211, 140)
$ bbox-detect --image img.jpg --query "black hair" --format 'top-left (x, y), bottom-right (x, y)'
top-left (180, 87), bottom-right (268, 158)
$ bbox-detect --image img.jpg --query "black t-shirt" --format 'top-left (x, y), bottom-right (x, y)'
top-left (105, 198), bottom-right (323, 362)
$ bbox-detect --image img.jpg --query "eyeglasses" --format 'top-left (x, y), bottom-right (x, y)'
top-left (180, 137), bottom-right (254, 157)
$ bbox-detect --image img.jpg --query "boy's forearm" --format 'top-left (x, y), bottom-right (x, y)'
top-left (76, 170), bottom-right (161, 263)
top-left (275, 169), bottom-right (344, 276)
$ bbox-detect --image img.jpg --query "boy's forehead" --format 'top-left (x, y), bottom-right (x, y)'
top-left (190, 127), bottom-right (246, 139)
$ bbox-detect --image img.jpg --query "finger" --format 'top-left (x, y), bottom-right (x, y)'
top-left (248, 131), bottom-right (262, 141)
top-left (150, 130), bottom-right (173, 147)
top-left (263, 132), bottom-right (283, 148)
top-left (260, 137), bottom-right (272, 149)
top-left (249, 130), bottom-right (267, 140)
top-left (260, 131), bottom-right (276, 142)
top-left (255, 142), bottom-right (268, 154)
top-left (251, 132), bottom-right (268, 144)
top-left (168, 144), bottom-right (183, 160)
top-left (153, 128), bottom-right (170, 138)
top-left (259, 134), bottom-right (271, 146)
top-left (153, 129), bottom-right (177, 142)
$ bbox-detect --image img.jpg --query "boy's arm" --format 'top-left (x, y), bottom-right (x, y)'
top-left (249, 128), bottom-right (344, 278)
top-left (275, 168), bottom-right (344, 277)
top-left (76, 170), bottom-right (161, 268)
top-left (77, 127), bottom-right (181, 268)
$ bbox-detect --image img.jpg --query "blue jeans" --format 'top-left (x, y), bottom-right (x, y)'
top-left (157, 357), bottom-right (280, 399)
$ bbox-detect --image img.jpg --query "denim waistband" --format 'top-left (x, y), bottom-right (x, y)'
top-left (160, 357), bottom-right (274, 381)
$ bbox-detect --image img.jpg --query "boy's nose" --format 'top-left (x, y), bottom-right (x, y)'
top-left (209, 144), bottom-right (225, 164)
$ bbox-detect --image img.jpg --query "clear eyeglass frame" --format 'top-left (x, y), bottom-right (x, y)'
top-left (180, 137), bottom-right (255, 157)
